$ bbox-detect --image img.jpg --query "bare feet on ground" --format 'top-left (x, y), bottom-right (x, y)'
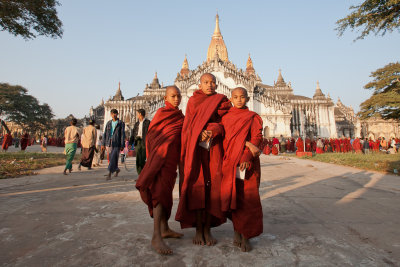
top-left (233, 231), bottom-right (241, 247)
top-left (162, 228), bottom-right (183, 239)
top-left (204, 229), bottom-right (217, 246)
top-left (151, 236), bottom-right (172, 255)
top-left (114, 169), bottom-right (120, 177)
top-left (105, 172), bottom-right (111, 180)
top-left (193, 229), bottom-right (205, 245)
top-left (240, 236), bottom-right (252, 252)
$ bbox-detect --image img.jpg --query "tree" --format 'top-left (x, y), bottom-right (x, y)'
top-left (359, 62), bottom-right (400, 119)
top-left (336, 0), bottom-right (400, 120)
top-left (0, 0), bottom-right (63, 40)
top-left (0, 83), bottom-right (54, 133)
top-left (336, 0), bottom-right (400, 41)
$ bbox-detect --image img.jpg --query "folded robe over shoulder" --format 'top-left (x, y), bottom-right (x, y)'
top-left (221, 107), bottom-right (263, 239)
top-left (135, 101), bottom-right (184, 219)
top-left (175, 90), bottom-right (231, 228)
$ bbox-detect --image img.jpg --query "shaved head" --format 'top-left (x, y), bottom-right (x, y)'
top-left (231, 87), bottom-right (248, 97)
top-left (164, 85), bottom-right (182, 108)
top-left (165, 85), bottom-right (181, 96)
top-left (200, 73), bottom-right (216, 83)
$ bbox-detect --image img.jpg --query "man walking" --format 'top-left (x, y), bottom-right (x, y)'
top-left (129, 109), bottom-right (150, 174)
top-left (78, 119), bottom-right (97, 170)
top-left (102, 109), bottom-right (125, 180)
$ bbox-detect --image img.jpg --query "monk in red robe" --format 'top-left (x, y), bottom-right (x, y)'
top-left (2, 133), bottom-right (12, 151)
top-left (136, 86), bottom-right (184, 255)
top-left (352, 138), bottom-right (362, 153)
top-left (221, 87), bottom-right (263, 252)
top-left (20, 132), bottom-right (30, 151)
top-left (305, 138), bottom-right (311, 152)
top-left (296, 137), bottom-right (304, 152)
top-left (176, 73), bottom-right (231, 246)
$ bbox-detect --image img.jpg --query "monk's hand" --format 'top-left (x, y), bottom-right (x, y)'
top-left (200, 130), bottom-right (209, 142)
top-left (246, 141), bottom-right (261, 157)
top-left (239, 162), bottom-right (250, 171)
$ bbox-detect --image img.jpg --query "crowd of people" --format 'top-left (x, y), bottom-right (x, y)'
top-left (262, 136), bottom-right (399, 155)
top-left (1, 73), bottom-right (399, 257)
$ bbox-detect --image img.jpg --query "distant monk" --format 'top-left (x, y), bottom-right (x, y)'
top-left (316, 138), bottom-right (324, 154)
top-left (221, 87), bottom-right (263, 252)
top-left (1, 133), bottom-right (12, 152)
top-left (20, 132), bottom-right (29, 151)
top-left (296, 137), bottom-right (304, 152)
top-left (78, 119), bottom-right (97, 171)
top-left (176, 73), bottom-right (231, 246)
top-left (335, 138), bottom-right (340, 153)
top-left (136, 86), bottom-right (184, 255)
top-left (263, 143), bottom-right (271, 155)
top-left (305, 138), bottom-right (311, 152)
top-left (353, 138), bottom-right (362, 153)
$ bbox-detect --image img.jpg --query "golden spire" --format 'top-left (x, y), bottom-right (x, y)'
top-left (180, 54), bottom-right (189, 77)
top-left (213, 13), bottom-right (222, 38)
top-left (207, 13), bottom-right (228, 62)
top-left (246, 53), bottom-right (255, 75)
top-left (246, 53), bottom-right (253, 69)
top-left (182, 54), bottom-right (189, 69)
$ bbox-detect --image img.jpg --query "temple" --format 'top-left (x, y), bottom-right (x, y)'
top-left (91, 14), bottom-right (399, 139)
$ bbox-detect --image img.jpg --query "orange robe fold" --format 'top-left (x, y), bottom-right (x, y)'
top-left (135, 101), bottom-right (184, 219)
top-left (176, 90), bottom-right (231, 228)
top-left (221, 107), bottom-right (263, 239)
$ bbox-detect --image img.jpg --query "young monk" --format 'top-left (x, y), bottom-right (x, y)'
top-left (221, 87), bottom-right (263, 252)
top-left (176, 73), bottom-right (231, 246)
top-left (136, 86), bottom-right (184, 255)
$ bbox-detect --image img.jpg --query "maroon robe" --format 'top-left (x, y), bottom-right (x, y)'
top-left (175, 90), bottom-right (231, 228)
top-left (20, 133), bottom-right (29, 151)
top-left (296, 138), bottom-right (304, 152)
top-left (136, 101), bottom-right (184, 219)
top-left (220, 107), bottom-right (263, 239)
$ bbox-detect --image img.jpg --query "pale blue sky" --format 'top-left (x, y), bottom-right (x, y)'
top-left (1, 0), bottom-right (399, 118)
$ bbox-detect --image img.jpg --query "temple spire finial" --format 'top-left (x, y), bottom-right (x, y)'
top-left (213, 13), bottom-right (221, 37)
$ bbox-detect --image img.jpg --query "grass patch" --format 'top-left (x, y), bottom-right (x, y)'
top-left (0, 152), bottom-right (81, 179)
top-left (289, 152), bottom-right (400, 174)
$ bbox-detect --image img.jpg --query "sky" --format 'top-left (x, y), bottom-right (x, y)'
top-left (1, 0), bottom-right (399, 119)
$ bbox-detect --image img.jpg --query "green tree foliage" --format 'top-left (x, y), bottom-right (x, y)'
top-left (336, 0), bottom-right (400, 41)
top-left (337, 1), bottom-right (400, 120)
top-left (0, 0), bottom-right (63, 40)
top-left (359, 62), bottom-right (400, 119)
top-left (0, 83), bottom-right (54, 132)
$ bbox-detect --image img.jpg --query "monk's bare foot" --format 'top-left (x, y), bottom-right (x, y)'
top-left (193, 230), bottom-right (205, 245)
top-left (204, 229), bottom-right (217, 246)
top-left (151, 236), bottom-right (172, 255)
top-left (241, 236), bottom-right (252, 252)
top-left (233, 231), bottom-right (241, 247)
top-left (162, 228), bottom-right (184, 239)
top-left (114, 169), bottom-right (120, 177)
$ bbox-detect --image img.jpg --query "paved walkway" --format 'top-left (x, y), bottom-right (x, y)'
top-left (0, 155), bottom-right (399, 266)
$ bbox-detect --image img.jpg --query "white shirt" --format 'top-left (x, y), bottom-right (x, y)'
top-left (137, 120), bottom-right (143, 138)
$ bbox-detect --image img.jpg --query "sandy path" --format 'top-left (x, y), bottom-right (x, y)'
top-left (0, 155), bottom-right (399, 266)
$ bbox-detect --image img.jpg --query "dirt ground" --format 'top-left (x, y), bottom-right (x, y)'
top-left (0, 155), bottom-right (399, 266)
